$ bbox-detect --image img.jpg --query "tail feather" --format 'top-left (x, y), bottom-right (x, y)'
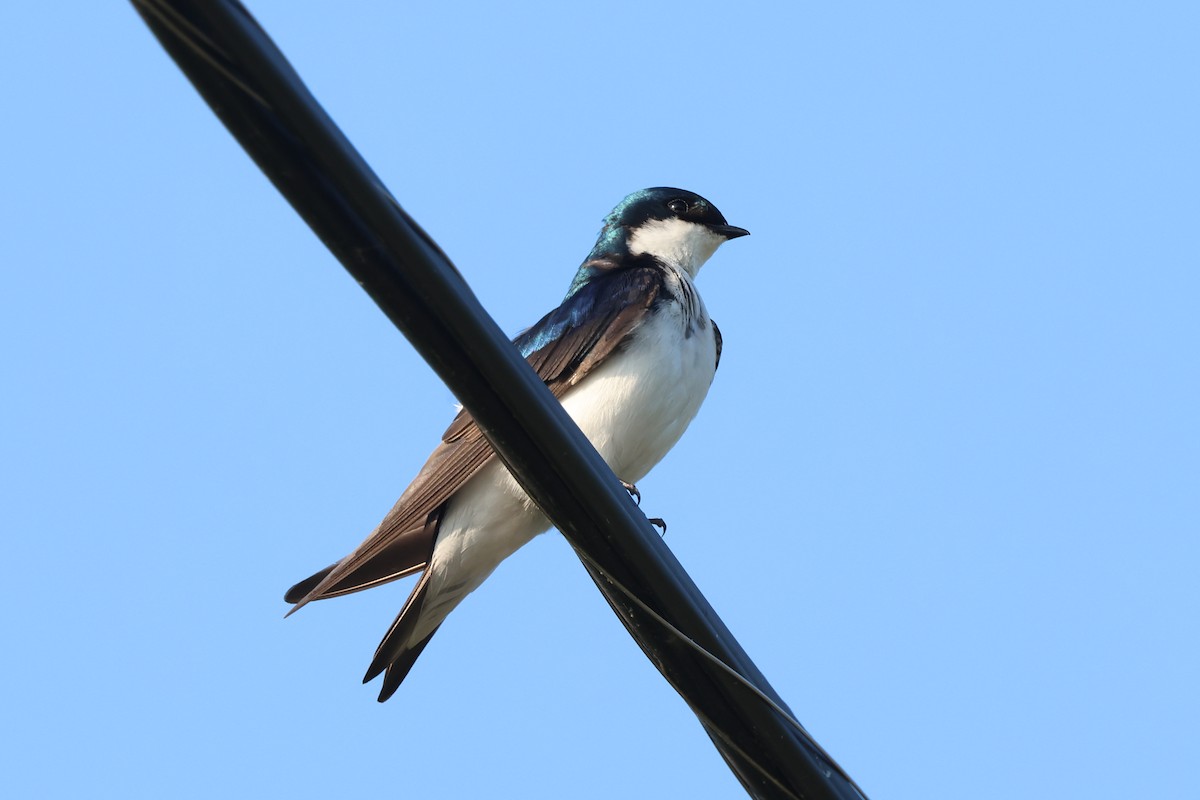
top-left (362, 568), bottom-right (440, 700)
top-left (376, 626), bottom-right (440, 702)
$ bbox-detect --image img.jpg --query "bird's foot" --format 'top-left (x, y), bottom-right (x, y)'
top-left (621, 481), bottom-right (663, 534)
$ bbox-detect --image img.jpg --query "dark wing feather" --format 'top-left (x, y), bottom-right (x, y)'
top-left (283, 508), bottom-right (441, 604)
top-left (285, 265), bottom-right (666, 615)
top-left (712, 319), bottom-right (723, 371)
top-left (440, 262), bottom-right (665, 432)
top-left (527, 263), bottom-right (663, 387)
top-left (284, 439), bottom-right (492, 615)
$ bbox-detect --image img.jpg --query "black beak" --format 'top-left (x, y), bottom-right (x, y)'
top-left (709, 224), bottom-right (750, 240)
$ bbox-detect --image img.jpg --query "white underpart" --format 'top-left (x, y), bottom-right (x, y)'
top-left (413, 265), bottom-right (722, 642)
top-left (627, 217), bottom-right (727, 277)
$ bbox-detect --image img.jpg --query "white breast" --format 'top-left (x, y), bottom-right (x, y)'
top-left (559, 276), bottom-right (718, 483)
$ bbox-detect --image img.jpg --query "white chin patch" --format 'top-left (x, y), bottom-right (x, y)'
top-left (628, 218), bottom-right (725, 276)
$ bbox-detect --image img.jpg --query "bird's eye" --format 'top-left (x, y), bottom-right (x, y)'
top-left (667, 199), bottom-right (690, 214)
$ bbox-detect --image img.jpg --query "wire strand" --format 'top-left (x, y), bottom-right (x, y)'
top-left (573, 546), bottom-right (868, 800)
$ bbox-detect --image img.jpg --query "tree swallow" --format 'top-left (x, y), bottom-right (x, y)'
top-left (285, 187), bottom-right (749, 701)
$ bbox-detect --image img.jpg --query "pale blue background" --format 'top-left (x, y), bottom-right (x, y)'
top-left (3, 2), bottom-right (1197, 798)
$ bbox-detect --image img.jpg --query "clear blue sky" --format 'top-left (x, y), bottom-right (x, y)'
top-left (3, 2), bottom-right (1196, 797)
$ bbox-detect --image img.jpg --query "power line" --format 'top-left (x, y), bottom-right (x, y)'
top-left (132, 2), bottom-right (868, 797)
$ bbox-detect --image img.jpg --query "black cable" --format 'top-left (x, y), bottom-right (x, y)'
top-left (131, 2), bottom-right (868, 797)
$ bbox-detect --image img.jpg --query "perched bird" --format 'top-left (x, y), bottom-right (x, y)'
top-left (285, 187), bottom-right (748, 701)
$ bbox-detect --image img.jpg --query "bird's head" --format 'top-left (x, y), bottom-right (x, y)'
top-left (577, 188), bottom-right (749, 289)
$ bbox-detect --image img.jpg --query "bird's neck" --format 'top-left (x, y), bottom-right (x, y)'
top-left (626, 218), bottom-right (722, 279)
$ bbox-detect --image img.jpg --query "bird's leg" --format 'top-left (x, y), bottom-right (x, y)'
top-left (648, 518), bottom-right (667, 536)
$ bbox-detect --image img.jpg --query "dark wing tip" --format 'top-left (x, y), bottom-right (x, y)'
top-left (284, 564), bottom-right (337, 605)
